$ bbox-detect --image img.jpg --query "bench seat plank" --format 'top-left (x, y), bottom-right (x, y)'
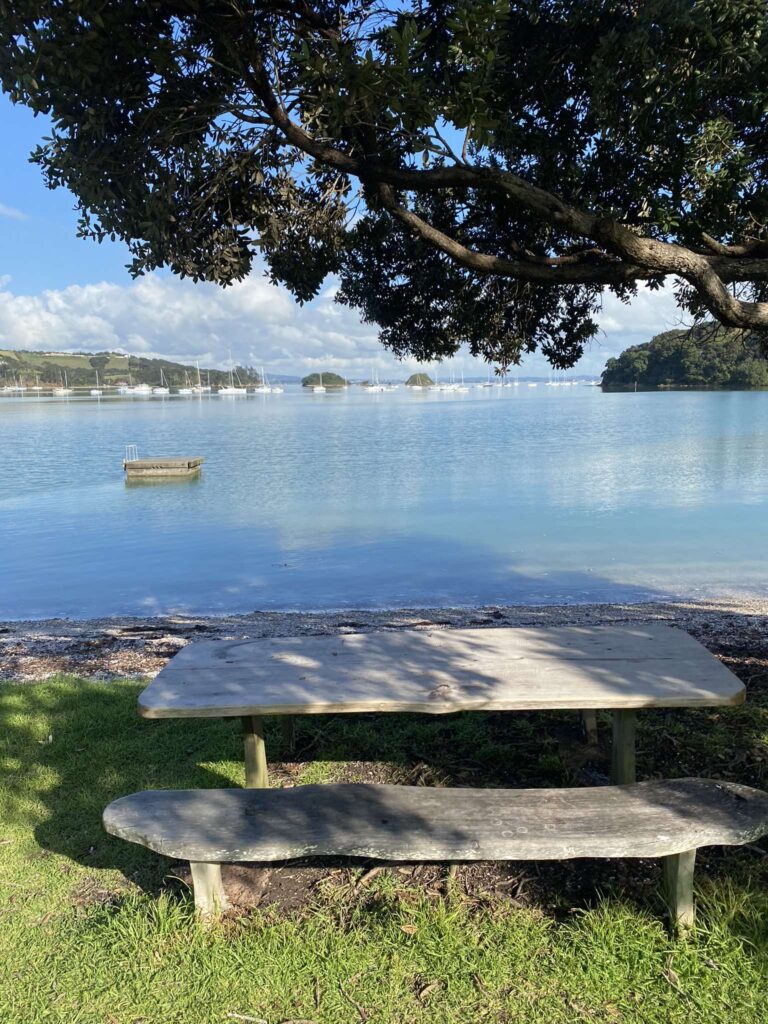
top-left (104, 779), bottom-right (768, 864)
top-left (138, 625), bottom-right (745, 718)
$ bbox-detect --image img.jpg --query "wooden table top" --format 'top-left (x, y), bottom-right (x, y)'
top-left (138, 624), bottom-right (745, 719)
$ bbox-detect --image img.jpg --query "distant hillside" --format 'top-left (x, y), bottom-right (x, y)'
top-left (0, 349), bottom-right (260, 387)
top-left (301, 372), bottom-right (348, 387)
top-left (601, 324), bottom-right (768, 390)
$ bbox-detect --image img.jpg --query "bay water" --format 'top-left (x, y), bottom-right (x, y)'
top-left (1, 385), bottom-right (766, 619)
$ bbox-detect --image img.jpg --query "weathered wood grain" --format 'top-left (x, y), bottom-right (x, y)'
top-left (103, 779), bottom-right (768, 863)
top-left (138, 625), bottom-right (744, 718)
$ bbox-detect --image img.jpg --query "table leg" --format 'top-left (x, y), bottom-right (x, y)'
top-left (242, 715), bottom-right (268, 788)
top-left (581, 710), bottom-right (599, 745)
top-left (611, 710), bottom-right (636, 784)
top-left (281, 715), bottom-right (296, 756)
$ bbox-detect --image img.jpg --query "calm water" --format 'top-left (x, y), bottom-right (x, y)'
top-left (1, 386), bottom-right (767, 619)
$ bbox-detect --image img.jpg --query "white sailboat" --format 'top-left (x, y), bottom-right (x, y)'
top-left (90, 370), bottom-right (103, 396)
top-left (153, 368), bottom-right (170, 395)
top-left (191, 361), bottom-right (211, 393)
top-left (364, 369), bottom-right (386, 392)
top-left (219, 353), bottom-right (247, 395)
top-left (454, 370), bottom-right (469, 393)
top-left (53, 371), bottom-right (72, 396)
top-left (312, 371), bottom-right (326, 393)
top-left (251, 366), bottom-right (284, 394)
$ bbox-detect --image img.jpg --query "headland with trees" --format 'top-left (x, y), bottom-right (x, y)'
top-left (602, 324), bottom-right (768, 390)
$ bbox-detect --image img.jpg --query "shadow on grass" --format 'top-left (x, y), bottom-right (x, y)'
top-left (0, 679), bottom-right (245, 891)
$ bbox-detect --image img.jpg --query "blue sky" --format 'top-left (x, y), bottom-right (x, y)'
top-left (1, 98), bottom-right (135, 292)
top-left (0, 92), bottom-right (680, 377)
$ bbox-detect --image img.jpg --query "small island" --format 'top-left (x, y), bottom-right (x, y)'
top-left (406, 373), bottom-right (434, 387)
top-left (301, 372), bottom-right (348, 388)
top-left (602, 323), bottom-right (768, 390)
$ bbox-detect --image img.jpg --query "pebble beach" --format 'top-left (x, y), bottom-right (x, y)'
top-left (2, 598), bottom-right (766, 681)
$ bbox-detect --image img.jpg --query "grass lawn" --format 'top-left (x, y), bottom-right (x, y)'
top-left (1, 674), bottom-right (767, 1024)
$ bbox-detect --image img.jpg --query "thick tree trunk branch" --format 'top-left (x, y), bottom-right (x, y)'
top-left (246, 55), bottom-right (768, 328)
top-left (594, 221), bottom-right (768, 328)
top-left (376, 184), bottom-right (645, 285)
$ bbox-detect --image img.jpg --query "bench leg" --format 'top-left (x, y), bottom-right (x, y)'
top-left (581, 710), bottom-right (599, 745)
top-left (662, 849), bottom-right (696, 932)
top-left (242, 714), bottom-right (269, 788)
top-left (611, 710), bottom-right (636, 784)
top-left (190, 862), bottom-right (228, 920)
top-left (281, 715), bottom-right (296, 756)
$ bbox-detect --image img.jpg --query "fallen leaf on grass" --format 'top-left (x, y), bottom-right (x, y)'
top-left (418, 981), bottom-right (441, 1002)
top-left (400, 923), bottom-right (418, 935)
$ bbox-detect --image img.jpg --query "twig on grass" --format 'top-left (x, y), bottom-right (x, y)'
top-left (339, 977), bottom-right (370, 1022)
top-left (354, 866), bottom-right (383, 892)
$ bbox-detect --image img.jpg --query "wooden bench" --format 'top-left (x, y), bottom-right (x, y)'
top-left (103, 778), bottom-right (768, 927)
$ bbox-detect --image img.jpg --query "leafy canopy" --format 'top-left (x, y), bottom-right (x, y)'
top-left (2, 1), bottom-right (768, 368)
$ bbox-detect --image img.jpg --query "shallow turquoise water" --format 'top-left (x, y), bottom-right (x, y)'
top-left (1, 386), bottom-right (766, 618)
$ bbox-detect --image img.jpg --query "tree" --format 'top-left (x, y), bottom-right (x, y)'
top-left (406, 373), bottom-right (434, 386)
top-left (2, 1), bottom-right (768, 370)
top-left (730, 357), bottom-right (768, 388)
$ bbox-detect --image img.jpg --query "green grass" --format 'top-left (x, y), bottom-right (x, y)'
top-left (1, 676), bottom-right (767, 1023)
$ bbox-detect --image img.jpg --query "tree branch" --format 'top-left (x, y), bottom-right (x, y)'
top-left (375, 184), bottom-right (644, 285)
top-left (245, 53), bottom-right (768, 327)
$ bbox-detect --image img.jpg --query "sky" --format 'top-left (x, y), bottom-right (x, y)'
top-left (0, 92), bottom-right (685, 378)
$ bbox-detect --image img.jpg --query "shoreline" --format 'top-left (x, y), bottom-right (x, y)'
top-left (2, 597), bottom-right (767, 681)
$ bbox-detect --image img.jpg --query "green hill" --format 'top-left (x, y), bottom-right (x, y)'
top-left (301, 372), bottom-right (347, 388)
top-left (601, 324), bottom-right (768, 390)
top-left (0, 349), bottom-right (260, 387)
top-left (406, 373), bottom-right (434, 386)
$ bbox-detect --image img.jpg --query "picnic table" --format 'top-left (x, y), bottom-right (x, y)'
top-left (138, 624), bottom-right (744, 788)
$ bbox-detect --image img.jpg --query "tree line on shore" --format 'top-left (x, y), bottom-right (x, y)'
top-left (602, 324), bottom-right (768, 390)
top-left (0, 349), bottom-right (260, 387)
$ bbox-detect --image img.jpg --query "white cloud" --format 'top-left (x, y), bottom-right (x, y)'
top-left (0, 203), bottom-right (26, 221)
top-left (582, 283), bottom-right (685, 374)
top-left (0, 269), bottom-right (683, 378)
